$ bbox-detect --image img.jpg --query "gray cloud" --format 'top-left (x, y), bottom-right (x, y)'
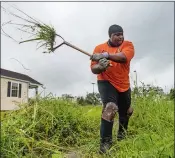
top-left (1, 2), bottom-right (174, 96)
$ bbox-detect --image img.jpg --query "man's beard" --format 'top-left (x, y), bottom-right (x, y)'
top-left (108, 38), bottom-right (124, 47)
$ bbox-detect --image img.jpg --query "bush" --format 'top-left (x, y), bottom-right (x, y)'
top-left (1, 98), bottom-right (100, 157)
top-left (76, 92), bottom-right (101, 106)
top-left (169, 88), bottom-right (175, 100)
top-left (1, 93), bottom-right (174, 158)
top-left (76, 96), bottom-right (86, 105)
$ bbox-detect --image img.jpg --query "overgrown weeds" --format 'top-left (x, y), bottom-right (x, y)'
top-left (1, 94), bottom-right (174, 158)
top-left (1, 98), bottom-right (100, 157)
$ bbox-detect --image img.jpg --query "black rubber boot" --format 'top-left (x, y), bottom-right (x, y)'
top-left (117, 131), bottom-right (126, 141)
top-left (99, 118), bottom-right (113, 154)
top-left (99, 140), bottom-right (112, 154)
top-left (117, 117), bottom-right (129, 141)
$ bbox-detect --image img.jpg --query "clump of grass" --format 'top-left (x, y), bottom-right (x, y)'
top-left (18, 23), bottom-right (57, 53)
top-left (1, 3), bottom-right (63, 53)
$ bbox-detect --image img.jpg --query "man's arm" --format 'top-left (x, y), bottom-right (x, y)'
top-left (108, 52), bottom-right (127, 63)
top-left (90, 45), bottom-right (102, 74)
top-left (91, 64), bottom-right (105, 74)
top-left (91, 58), bottom-right (110, 74)
top-left (91, 41), bottom-right (135, 63)
top-left (108, 41), bottom-right (135, 63)
top-left (108, 42), bottom-right (134, 63)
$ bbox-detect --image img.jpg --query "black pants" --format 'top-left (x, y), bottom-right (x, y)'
top-left (97, 80), bottom-right (131, 143)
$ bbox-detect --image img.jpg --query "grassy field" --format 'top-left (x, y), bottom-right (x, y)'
top-left (1, 94), bottom-right (174, 158)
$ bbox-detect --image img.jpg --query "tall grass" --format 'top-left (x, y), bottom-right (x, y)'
top-left (1, 94), bottom-right (174, 158)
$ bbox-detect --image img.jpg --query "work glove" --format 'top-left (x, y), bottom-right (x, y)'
top-left (98, 58), bottom-right (110, 71)
top-left (90, 52), bottom-right (109, 61)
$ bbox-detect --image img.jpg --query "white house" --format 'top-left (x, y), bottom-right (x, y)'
top-left (1, 68), bottom-right (43, 111)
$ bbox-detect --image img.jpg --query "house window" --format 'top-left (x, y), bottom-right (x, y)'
top-left (11, 83), bottom-right (18, 97)
top-left (7, 81), bottom-right (22, 98)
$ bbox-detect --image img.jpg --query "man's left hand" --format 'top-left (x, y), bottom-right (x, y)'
top-left (90, 52), bottom-right (109, 61)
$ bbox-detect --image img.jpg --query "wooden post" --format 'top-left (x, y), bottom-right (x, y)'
top-left (35, 86), bottom-right (38, 96)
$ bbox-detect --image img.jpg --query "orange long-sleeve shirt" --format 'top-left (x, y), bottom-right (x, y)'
top-left (90, 40), bottom-right (135, 92)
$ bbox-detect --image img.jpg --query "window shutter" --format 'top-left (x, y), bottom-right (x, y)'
top-left (7, 81), bottom-right (11, 97)
top-left (19, 84), bottom-right (22, 98)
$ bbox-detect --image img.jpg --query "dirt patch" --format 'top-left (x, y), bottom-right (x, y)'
top-left (64, 151), bottom-right (81, 158)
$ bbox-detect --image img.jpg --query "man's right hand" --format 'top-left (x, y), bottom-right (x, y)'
top-left (91, 58), bottom-right (110, 74)
top-left (90, 52), bottom-right (109, 61)
top-left (98, 58), bottom-right (110, 70)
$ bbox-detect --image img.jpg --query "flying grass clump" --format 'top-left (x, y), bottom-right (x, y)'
top-left (19, 23), bottom-right (57, 53)
top-left (1, 3), bottom-right (92, 57)
top-left (1, 3), bottom-right (61, 53)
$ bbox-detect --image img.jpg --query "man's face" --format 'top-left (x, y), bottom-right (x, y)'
top-left (110, 32), bottom-right (124, 46)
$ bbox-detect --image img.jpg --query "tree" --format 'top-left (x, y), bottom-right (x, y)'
top-left (61, 94), bottom-right (74, 101)
top-left (169, 88), bottom-right (175, 100)
top-left (76, 96), bottom-right (86, 105)
top-left (132, 82), bottom-right (165, 97)
top-left (84, 92), bottom-right (101, 105)
top-left (76, 92), bottom-right (101, 106)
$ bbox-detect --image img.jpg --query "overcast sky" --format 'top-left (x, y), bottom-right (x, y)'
top-left (1, 2), bottom-right (174, 97)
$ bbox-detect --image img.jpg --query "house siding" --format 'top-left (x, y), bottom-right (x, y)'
top-left (1, 77), bottom-right (29, 110)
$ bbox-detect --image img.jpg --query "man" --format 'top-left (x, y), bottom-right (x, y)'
top-left (90, 24), bottom-right (135, 154)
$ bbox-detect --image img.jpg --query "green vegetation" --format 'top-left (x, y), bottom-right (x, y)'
top-left (1, 87), bottom-right (174, 158)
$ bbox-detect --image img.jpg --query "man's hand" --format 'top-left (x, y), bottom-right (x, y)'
top-left (90, 52), bottom-right (109, 61)
top-left (98, 58), bottom-right (110, 70)
top-left (91, 58), bottom-right (110, 74)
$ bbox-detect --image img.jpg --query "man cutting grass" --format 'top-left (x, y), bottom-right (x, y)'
top-left (90, 24), bottom-right (135, 154)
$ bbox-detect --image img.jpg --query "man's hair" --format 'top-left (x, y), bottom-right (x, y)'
top-left (108, 24), bottom-right (123, 37)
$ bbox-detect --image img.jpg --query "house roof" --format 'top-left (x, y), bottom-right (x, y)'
top-left (0, 68), bottom-right (42, 85)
